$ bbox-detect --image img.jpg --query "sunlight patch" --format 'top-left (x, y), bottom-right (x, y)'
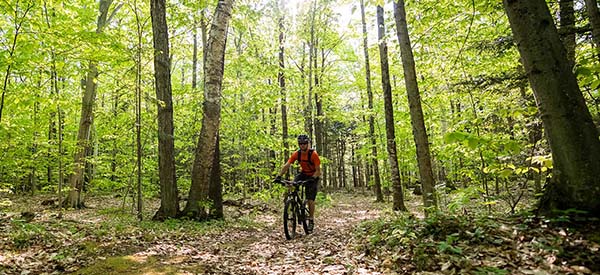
top-left (124, 255), bottom-right (148, 263)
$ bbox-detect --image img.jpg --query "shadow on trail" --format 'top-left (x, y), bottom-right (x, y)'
top-left (80, 193), bottom-right (384, 275)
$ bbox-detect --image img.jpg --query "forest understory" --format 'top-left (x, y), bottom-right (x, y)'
top-left (1, 192), bottom-right (599, 275)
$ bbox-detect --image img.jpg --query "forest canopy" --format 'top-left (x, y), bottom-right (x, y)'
top-left (0, 0), bottom-right (599, 218)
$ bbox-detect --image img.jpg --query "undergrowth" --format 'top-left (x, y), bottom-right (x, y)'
top-left (355, 211), bottom-right (600, 274)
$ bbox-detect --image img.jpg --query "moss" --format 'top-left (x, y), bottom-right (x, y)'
top-left (73, 256), bottom-right (150, 275)
top-left (73, 256), bottom-right (201, 275)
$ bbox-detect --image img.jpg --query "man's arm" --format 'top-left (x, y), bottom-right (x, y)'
top-left (313, 164), bottom-right (321, 178)
top-left (277, 162), bottom-right (291, 177)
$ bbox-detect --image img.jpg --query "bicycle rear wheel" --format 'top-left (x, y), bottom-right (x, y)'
top-left (283, 199), bottom-right (297, 240)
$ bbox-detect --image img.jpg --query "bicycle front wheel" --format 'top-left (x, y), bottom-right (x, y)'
top-left (299, 200), bottom-right (309, 234)
top-left (283, 199), bottom-right (297, 240)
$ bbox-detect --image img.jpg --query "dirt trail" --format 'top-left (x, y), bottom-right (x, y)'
top-left (124, 193), bottom-right (384, 275)
top-left (1, 193), bottom-right (387, 275)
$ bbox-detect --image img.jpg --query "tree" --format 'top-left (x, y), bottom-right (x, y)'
top-left (133, 0), bottom-right (145, 221)
top-left (0, 0), bottom-right (33, 123)
top-left (584, 0), bottom-right (600, 59)
top-left (377, 5), bottom-right (407, 211)
top-left (503, 0), bottom-right (600, 217)
top-left (278, 0), bottom-right (289, 169)
top-left (559, 0), bottom-right (575, 64)
top-left (393, 0), bottom-right (437, 213)
top-left (183, 0), bottom-right (234, 220)
top-left (151, 0), bottom-right (179, 220)
top-left (360, 0), bottom-right (383, 202)
top-left (65, 0), bottom-right (116, 208)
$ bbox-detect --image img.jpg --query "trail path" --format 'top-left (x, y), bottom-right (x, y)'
top-left (126, 193), bottom-right (384, 275)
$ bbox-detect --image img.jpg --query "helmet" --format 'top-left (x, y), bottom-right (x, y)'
top-left (297, 134), bottom-right (310, 143)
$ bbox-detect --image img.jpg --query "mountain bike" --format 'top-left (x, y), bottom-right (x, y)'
top-left (275, 178), bottom-right (312, 240)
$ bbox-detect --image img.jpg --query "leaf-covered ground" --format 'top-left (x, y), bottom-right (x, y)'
top-left (1, 192), bottom-right (599, 275)
top-left (1, 192), bottom-right (385, 275)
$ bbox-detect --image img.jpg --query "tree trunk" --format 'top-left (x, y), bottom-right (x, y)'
top-left (43, 2), bottom-right (63, 216)
top-left (393, 0), bottom-right (437, 213)
top-left (559, 0), bottom-right (575, 64)
top-left (151, 0), bottom-right (179, 220)
top-left (209, 134), bottom-right (223, 219)
top-left (65, 0), bottom-right (113, 209)
top-left (192, 18), bottom-right (199, 90)
top-left (503, 0), bottom-right (600, 217)
top-left (361, 0), bottom-right (383, 202)
top-left (183, 0), bottom-right (234, 220)
top-left (377, 5), bottom-right (407, 211)
top-left (279, 14), bottom-right (289, 169)
top-left (134, 0), bottom-right (144, 221)
top-left (584, 0), bottom-right (600, 58)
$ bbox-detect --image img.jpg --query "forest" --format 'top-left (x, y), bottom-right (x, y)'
top-left (1, 0), bottom-right (599, 274)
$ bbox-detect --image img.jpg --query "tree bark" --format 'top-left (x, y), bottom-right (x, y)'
top-left (192, 18), bottom-right (199, 90)
top-left (584, 0), bottom-right (600, 58)
top-left (278, 12), bottom-right (289, 169)
top-left (65, 0), bottom-right (113, 209)
top-left (151, 0), bottom-right (179, 220)
top-left (559, 0), bottom-right (575, 64)
top-left (134, 0), bottom-right (144, 221)
top-left (361, 0), bottom-right (383, 202)
top-left (183, 0), bottom-right (234, 220)
top-left (503, 0), bottom-right (600, 217)
top-left (377, 5), bottom-right (407, 211)
top-left (393, 0), bottom-right (437, 213)
top-left (209, 134), bottom-right (223, 219)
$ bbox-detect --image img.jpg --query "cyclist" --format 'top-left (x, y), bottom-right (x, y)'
top-left (275, 134), bottom-right (321, 232)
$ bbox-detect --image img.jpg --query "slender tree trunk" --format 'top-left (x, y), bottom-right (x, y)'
top-left (209, 134), bottom-right (223, 219)
top-left (559, 0), bottom-right (576, 64)
top-left (352, 145), bottom-right (358, 188)
top-left (278, 14), bottom-right (289, 168)
top-left (43, 2), bottom-right (62, 216)
top-left (134, 0), bottom-right (144, 221)
top-left (305, 3), bottom-right (316, 138)
top-left (0, 2), bottom-right (33, 123)
top-left (584, 0), bottom-right (600, 58)
top-left (192, 18), bottom-right (199, 90)
top-left (361, 0), bottom-right (383, 202)
top-left (503, 0), bottom-right (600, 217)
top-left (65, 0), bottom-right (113, 208)
top-left (377, 5), bottom-right (407, 211)
top-left (183, 0), bottom-right (234, 220)
top-left (393, 0), bottom-right (437, 213)
top-left (151, 0), bottom-right (179, 220)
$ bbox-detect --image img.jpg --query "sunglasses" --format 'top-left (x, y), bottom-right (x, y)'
top-left (298, 142), bottom-right (308, 145)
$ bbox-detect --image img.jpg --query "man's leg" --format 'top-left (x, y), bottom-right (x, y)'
top-left (305, 177), bottom-right (318, 232)
top-left (308, 200), bottom-right (315, 219)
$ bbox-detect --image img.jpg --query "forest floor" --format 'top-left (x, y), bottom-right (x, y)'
top-left (1, 191), bottom-right (599, 275)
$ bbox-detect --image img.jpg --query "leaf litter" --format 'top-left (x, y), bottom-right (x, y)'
top-left (1, 193), bottom-right (598, 275)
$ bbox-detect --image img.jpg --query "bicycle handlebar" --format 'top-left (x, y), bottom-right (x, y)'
top-left (273, 178), bottom-right (314, 186)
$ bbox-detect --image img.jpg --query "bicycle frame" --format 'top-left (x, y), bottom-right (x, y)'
top-left (278, 179), bottom-right (311, 239)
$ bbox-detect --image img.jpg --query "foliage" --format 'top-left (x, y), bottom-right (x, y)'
top-left (356, 211), bottom-right (600, 274)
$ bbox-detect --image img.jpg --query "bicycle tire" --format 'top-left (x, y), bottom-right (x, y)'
top-left (299, 199), bottom-right (309, 234)
top-left (283, 199), bottom-right (297, 240)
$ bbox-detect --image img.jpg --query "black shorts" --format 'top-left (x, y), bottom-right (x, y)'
top-left (294, 173), bottom-right (318, 201)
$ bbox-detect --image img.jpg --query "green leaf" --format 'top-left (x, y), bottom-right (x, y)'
top-left (466, 136), bottom-right (480, 149)
top-left (591, 79), bottom-right (600, 90)
top-left (443, 131), bottom-right (468, 143)
top-left (499, 169), bottom-right (512, 178)
top-left (575, 66), bottom-right (592, 76)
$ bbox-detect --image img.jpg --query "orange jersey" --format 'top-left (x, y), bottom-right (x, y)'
top-left (287, 149), bottom-right (320, 176)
